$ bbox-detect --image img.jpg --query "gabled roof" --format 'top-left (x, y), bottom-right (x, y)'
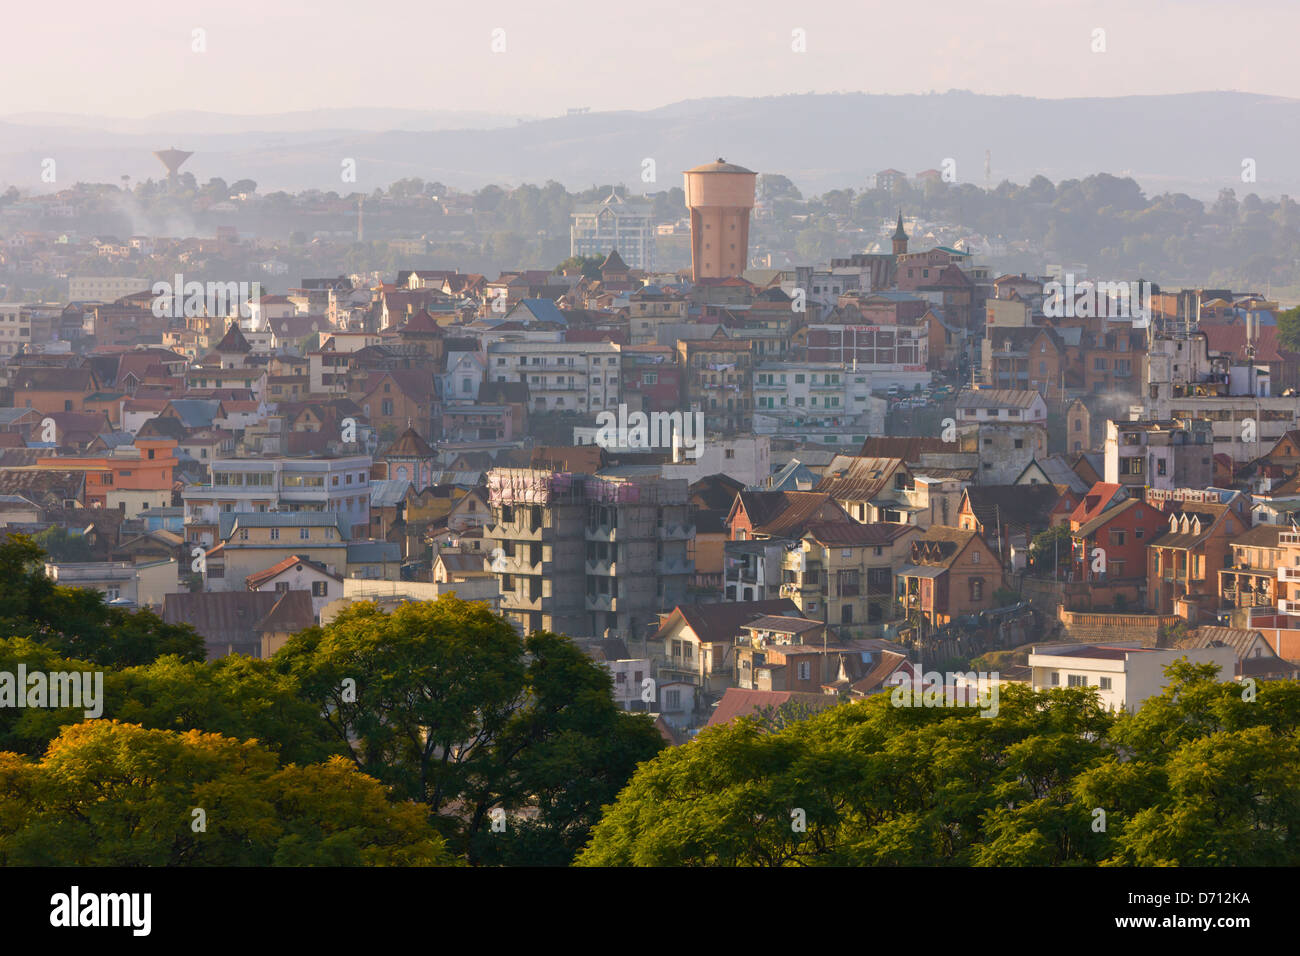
top-left (803, 521), bottom-right (915, 547)
top-left (962, 484), bottom-right (1060, 533)
top-left (246, 554), bottom-right (340, 590)
top-left (906, 526), bottom-right (980, 570)
top-left (601, 249), bottom-right (629, 272)
top-left (732, 490), bottom-right (849, 538)
top-left (1070, 482), bottom-right (1128, 527)
top-left (661, 598), bottom-right (799, 646)
top-left (705, 688), bottom-right (835, 729)
top-left (815, 456), bottom-right (907, 500)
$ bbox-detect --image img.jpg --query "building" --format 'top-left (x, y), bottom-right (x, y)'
top-left (956, 389), bottom-right (1049, 484)
top-left (782, 522), bottom-right (919, 631)
top-left (1104, 419), bottom-right (1214, 492)
top-left (485, 468), bottom-right (693, 640)
top-left (181, 454), bottom-right (372, 545)
top-left (684, 158), bottom-right (757, 280)
top-left (1027, 641), bottom-right (1237, 712)
top-left (570, 192), bottom-right (656, 271)
top-left (486, 340), bottom-right (621, 415)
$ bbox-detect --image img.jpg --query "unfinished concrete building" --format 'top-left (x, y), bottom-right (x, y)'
top-left (486, 467), bottom-right (694, 640)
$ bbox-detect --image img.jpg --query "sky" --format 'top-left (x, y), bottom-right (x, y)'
top-left (2, 0), bottom-right (1296, 119)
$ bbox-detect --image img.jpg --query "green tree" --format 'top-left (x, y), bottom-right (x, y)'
top-left (276, 596), bottom-right (662, 864)
top-left (0, 721), bottom-right (453, 866)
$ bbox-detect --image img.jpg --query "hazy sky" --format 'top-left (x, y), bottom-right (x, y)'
top-left (5, 0), bottom-right (1297, 118)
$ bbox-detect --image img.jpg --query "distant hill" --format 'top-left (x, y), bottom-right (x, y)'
top-left (2, 91), bottom-right (1296, 199)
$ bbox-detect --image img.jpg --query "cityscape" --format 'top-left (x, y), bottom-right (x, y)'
top-left (0, 0), bottom-right (1290, 927)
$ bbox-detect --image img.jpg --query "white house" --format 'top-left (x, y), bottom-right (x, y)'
top-left (1027, 641), bottom-right (1237, 712)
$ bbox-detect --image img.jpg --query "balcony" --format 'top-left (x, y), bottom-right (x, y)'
top-left (586, 558), bottom-right (617, 576)
top-left (585, 524), bottom-right (618, 543)
top-left (585, 593), bottom-right (618, 612)
top-left (658, 523), bottom-right (692, 540)
top-left (494, 553), bottom-right (541, 575)
top-left (1278, 566), bottom-right (1300, 583)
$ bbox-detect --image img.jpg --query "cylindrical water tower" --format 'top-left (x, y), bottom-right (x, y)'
top-left (683, 158), bottom-right (756, 281)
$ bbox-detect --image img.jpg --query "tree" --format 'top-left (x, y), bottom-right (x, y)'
top-left (0, 721), bottom-right (453, 866)
top-left (0, 534), bottom-right (204, 666)
top-left (31, 526), bottom-right (92, 563)
top-left (1028, 524), bottom-right (1072, 576)
top-left (276, 596), bottom-right (662, 864)
top-left (554, 255), bottom-right (603, 280)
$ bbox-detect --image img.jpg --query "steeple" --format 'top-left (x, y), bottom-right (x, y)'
top-left (892, 211), bottom-right (909, 256)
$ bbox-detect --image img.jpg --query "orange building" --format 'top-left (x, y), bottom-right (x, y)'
top-left (35, 438), bottom-right (178, 512)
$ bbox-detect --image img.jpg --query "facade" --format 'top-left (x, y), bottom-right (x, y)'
top-left (486, 341), bottom-right (621, 415)
top-left (570, 192), bottom-right (656, 271)
top-left (182, 454), bottom-right (373, 545)
top-left (485, 468), bottom-right (693, 640)
top-left (1028, 642), bottom-right (1237, 712)
top-left (1104, 418), bottom-right (1214, 492)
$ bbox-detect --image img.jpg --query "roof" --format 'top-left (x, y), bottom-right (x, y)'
top-left (386, 427), bottom-right (435, 459)
top-left (857, 436), bottom-right (958, 463)
top-left (1018, 456), bottom-right (1089, 494)
top-left (685, 158), bottom-right (756, 175)
top-left (213, 324), bottom-right (253, 353)
top-left (1074, 496), bottom-right (1147, 538)
top-left (1148, 504), bottom-right (1229, 550)
top-left (1180, 627), bottom-right (1273, 661)
top-left (815, 456), bottom-right (906, 500)
top-left (734, 490), bottom-right (848, 538)
top-left (956, 389), bottom-right (1043, 410)
top-left (1070, 482), bottom-right (1128, 526)
top-left (245, 554), bottom-right (340, 590)
top-left (962, 484), bottom-right (1060, 533)
top-left (705, 688), bottom-right (834, 729)
top-left (741, 615), bottom-right (825, 635)
top-left (369, 479), bottom-right (412, 508)
top-left (1229, 523), bottom-right (1285, 549)
top-left (218, 511), bottom-right (349, 541)
top-left (803, 521), bottom-right (914, 547)
top-left (907, 525), bottom-right (980, 570)
top-left (664, 598), bottom-right (799, 646)
top-left (162, 590), bottom-right (313, 658)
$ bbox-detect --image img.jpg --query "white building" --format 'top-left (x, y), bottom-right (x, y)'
top-left (1027, 642), bottom-right (1237, 712)
top-left (486, 340), bottom-right (621, 414)
top-left (181, 454), bottom-right (372, 544)
top-left (752, 362), bottom-right (885, 442)
top-left (570, 191), bottom-right (656, 271)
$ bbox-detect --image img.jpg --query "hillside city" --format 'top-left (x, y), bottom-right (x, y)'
top-left (0, 152), bottom-right (1298, 873)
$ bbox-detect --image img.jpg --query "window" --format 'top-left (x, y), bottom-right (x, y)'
top-left (969, 577), bottom-right (984, 601)
top-left (300, 527), bottom-right (310, 540)
top-left (664, 689), bottom-right (681, 710)
top-left (274, 581), bottom-right (290, 593)
top-left (311, 581), bottom-right (328, 597)
top-left (270, 528), bottom-right (280, 540)
top-left (1067, 674), bottom-right (1087, 688)
top-left (797, 661), bottom-right (812, 680)
top-left (1050, 671), bottom-right (1060, 686)
top-left (1099, 677), bottom-right (1112, 690)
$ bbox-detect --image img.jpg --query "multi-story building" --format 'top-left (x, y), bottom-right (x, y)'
top-left (803, 322), bottom-right (930, 392)
top-left (68, 276), bottom-right (150, 303)
top-left (956, 389), bottom-right (1049, 485)
top-left (0, 303), bottom-right (57, 357)
top-left (1028, 641), bottom-right (1237, 712)
top-left (182, 454), bottom-right (372, 545)
top-left (782, 522), bottom-right (919, 631)
top-left (1103, 418), bottom-right (1215, 492)
top-left (752, 362), bottom-right (884, 441)
top-left (486, 341), bottom-right (621, 415)
top-left (570, 191), bottom-right (656, 271)
top-left (485, 468), bottom-right (693, 640)
top-left (677, 337), bottom-right (753, 434)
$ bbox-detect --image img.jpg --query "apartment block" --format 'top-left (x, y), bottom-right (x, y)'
top-left (485, 468), bottom-right (693, 640)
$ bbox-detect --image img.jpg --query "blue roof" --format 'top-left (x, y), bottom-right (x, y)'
top-left (518, 298), bottom-right (568, 326)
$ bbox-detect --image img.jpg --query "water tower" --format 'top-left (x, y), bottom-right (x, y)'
top-left (153, 147), bottom-right (194, 184)
top-left (683, 157), bottom-right (757, 281)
